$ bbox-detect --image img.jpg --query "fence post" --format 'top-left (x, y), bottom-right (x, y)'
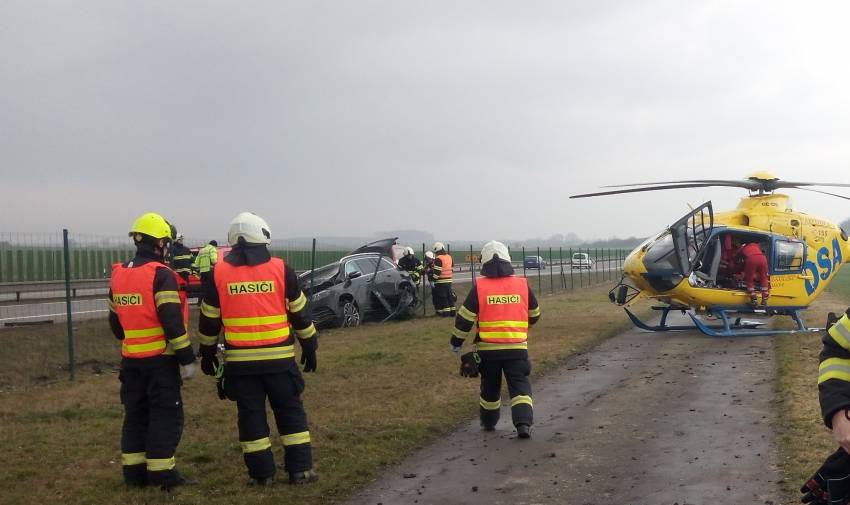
top-left (569, 247), bottom-right (574, 289)
top-left (549, 247), bottom-right (554, 295)
top-left (422, 243), bottom-right (427, 316)
top-left (536, 246), bottom-right (542, 293)
top-left (308, 238), bottom-right (316, 323)
top-left (470, 244), bottom-right (476, 285)
top-left (559, 246), bottom-right (566, 289)
top-left (522, 246), bottom-right (526, 278)
top-left (595, 247), bottom-right (599, 284)
top-left (63, 229), bottom-right (75, 381)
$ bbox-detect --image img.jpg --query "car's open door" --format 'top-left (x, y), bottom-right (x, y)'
top-left (669, 201), bottom-right (714, 277)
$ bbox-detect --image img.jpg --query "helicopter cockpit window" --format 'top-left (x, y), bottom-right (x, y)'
top-left (643, 232), bottom-right (680, 271)
top-left (774, 240), bottom-right (804, 272)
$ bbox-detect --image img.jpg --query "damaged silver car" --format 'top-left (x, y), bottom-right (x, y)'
top-left (300, 240), bottom-right (419, 328)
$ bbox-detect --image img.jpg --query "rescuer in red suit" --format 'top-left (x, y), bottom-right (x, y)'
top-left (737, 241), bottom-right (769, 306)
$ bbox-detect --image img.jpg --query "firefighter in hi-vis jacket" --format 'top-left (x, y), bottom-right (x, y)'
top-left (801, 312), bottom-right (850, 503)
top-left (197, 212), bottom-right (319, 486)
top-left (430, 242), bottom-right (456, 317)
top-left (450, 240), bottom-right (541, 438)
top-left (169, 233), bottom-right (193, 325)
top-left (109, 212), bottom-right (196, 490)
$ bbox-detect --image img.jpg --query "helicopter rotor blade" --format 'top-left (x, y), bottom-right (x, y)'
top-left (794, 187), bottom-right (850, 201)
top-left (570, 183), bottom-right (740, 199)
top-left (601, 179), bottom-right (759, 189)
top-left (774, 181), bottom-right (850, 188)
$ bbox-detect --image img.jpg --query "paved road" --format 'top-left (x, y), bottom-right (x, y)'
top-left (0, 298), bottom-right (110, 325)
top-left (453, 261), bottom-right (620, 284)
top-left (345, 316), bottom-right (782, 505)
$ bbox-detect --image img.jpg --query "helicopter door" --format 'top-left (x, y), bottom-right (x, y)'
top-left (769, 237), bottom-right (806, 300)
top-left (669, 201), bottom-right (714, 276)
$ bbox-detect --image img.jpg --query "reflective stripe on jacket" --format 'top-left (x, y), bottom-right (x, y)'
top-left (476, 276), bottom-right (529, 351)
top-left (435, 254), bottom-right (453, 283)
top-left (215, 257), bottom-right (294, 362)
top-left (111, 261), bottom-right (172, 358)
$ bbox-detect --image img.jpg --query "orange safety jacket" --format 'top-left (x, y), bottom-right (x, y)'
top-left (476, 276), bottom-right (529, 351)
top-left (111, 261), bottom-right (174, 359)
top-left (215, 257), bottom-right (294, 363)
top-left (435, 254), bottom-right (453, 283)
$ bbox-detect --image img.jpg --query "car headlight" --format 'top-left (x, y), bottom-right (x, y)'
top-left (311, 290), bottom-right (332, 302)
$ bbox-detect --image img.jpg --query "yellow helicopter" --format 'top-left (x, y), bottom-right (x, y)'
top-left (570, 171), bottom-right (850, 336)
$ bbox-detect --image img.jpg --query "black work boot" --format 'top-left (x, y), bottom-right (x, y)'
top-left (481, 423), bottom-right (496, 432)
top-left (516, 424), bottom-right (531, 439)
top-left (247, 476), bottom-right (275, 487)
top-left (160, 471), bottom-right (193, 492)
top-left (289, 469), bottom-right (319, 485)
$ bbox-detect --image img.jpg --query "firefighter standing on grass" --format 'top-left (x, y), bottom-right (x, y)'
top-left (430, 242), bottom-right (456, 317)
top-left (398, 247), bottom-right (423, 284)
top-left (197, 212), bottom-right (319, 486)
top-left (193, 239), bottom-right (219, 293)
top-left (109, 212), bottom-right (196, 490)
top-left (449, 240), bottom-right (541, 438)
top-left (801, 312), bottom-right (850, 503)
top-left (170, 233), bottom-right (193, 324)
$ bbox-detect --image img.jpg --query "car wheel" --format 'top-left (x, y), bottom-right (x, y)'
top-left (339, 299), bottom-right (361, 328)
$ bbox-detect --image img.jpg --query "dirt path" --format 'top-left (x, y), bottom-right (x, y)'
top-left (346, 320), bottom-right (783, 505)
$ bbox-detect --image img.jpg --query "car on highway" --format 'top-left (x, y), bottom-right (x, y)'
top-left (300, 251), bottom-right (418, 328)
top-left (570, 252), bottom-right (593, 270)
top-left (523, 255), bottom-right (547, 270)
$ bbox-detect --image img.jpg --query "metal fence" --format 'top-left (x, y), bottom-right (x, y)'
top-left (0, 231), bottom-right (629, 386)
top-left (0, 232), bottom-right (349, 283)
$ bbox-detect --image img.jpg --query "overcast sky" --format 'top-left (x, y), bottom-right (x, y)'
top-left (3, 1), bottom-right (850, 242)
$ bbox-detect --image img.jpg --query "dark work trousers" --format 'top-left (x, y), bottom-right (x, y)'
top-left (478, 357), bottom-right (533, 428)
top-left (119, 359), bottom-right (184, 487)
top-left (224, 369), bottom-right (313, 479)
top-left (199, 270), bottom-right (213, 305)
top-left (431, 282), bottom-right (456, 317)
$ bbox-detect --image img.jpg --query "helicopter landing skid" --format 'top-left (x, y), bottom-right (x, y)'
top-left (688, 307), bottom-right (813, 337)
top-left (623, 306), bottom-right (811, 337)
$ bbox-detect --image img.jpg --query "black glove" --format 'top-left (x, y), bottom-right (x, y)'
top-left (801, 448), bottom-right (850, 504)
top-left (301, 349), bottom-right (317, 373)
top-left (200, 347), bottom-right (219, 376)
top-left (460, 352), bottom-right (480, 378)
top-left (828, 312), bottom-right (841, 332)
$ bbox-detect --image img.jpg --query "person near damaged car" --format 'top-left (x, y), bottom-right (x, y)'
top-left (109, 212), bottom-right (196, 490)
top-left (430, 242), bottom-right (456, 317)
top-left (196, 212), bottom-right (319, 486)
top-left (449, 240), bottom-right (541, 439)
top-left (398, 247), bottom-right (423, 284)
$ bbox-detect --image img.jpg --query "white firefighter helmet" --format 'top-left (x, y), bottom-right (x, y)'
top-left (433, 241), bottom-right (446, 252)
top-left (481, 240), bottom-right (511, 263)
top-left (425, 250), bottom-right (435, 260)
top-left (175, 233), bottom-right (184, 243)
top-left (404, 246), bottom-right (414, 256)
top-left (228, 212), bottom-right (272, 245)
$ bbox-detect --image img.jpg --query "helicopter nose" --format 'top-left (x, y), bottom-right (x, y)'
top-left (623, 251), bottom-right (644, 277)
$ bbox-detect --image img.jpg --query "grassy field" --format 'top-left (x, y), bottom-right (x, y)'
top-left (0, 283), bottom-right (630, 505)
top-left (774, 267), bottom-right (850, 498)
